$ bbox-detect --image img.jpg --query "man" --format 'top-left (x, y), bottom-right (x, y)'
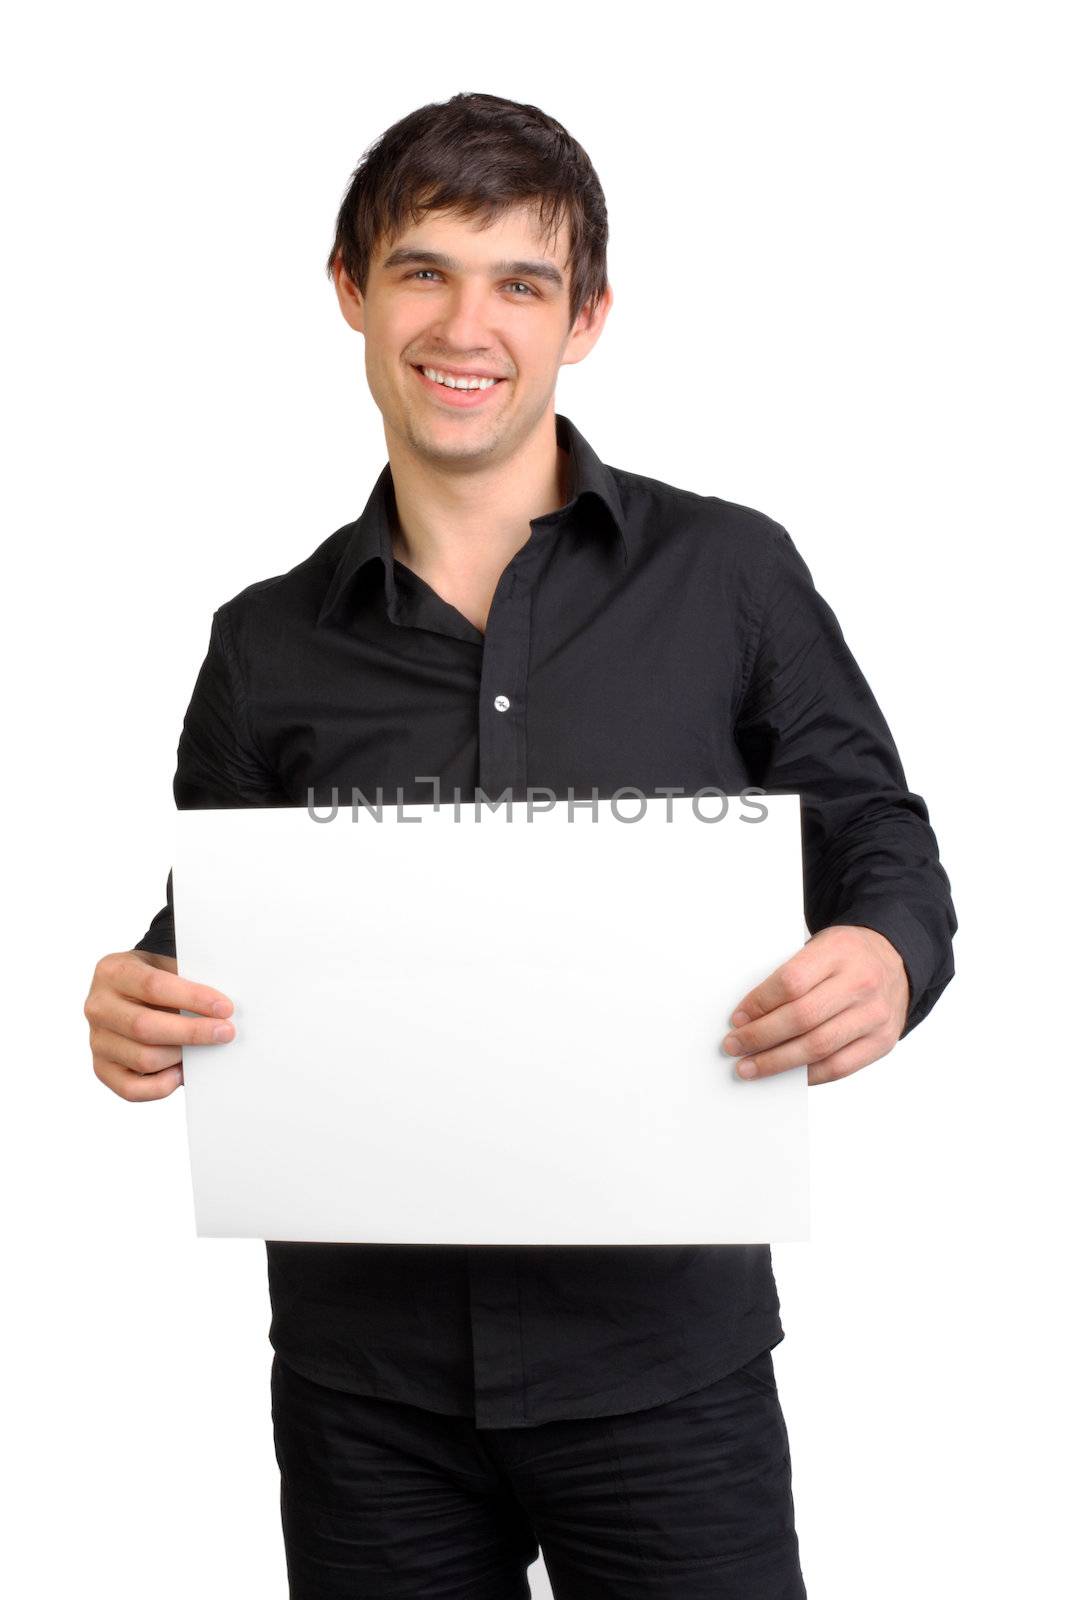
top-left (85, 92), bottom-right (956, 1598)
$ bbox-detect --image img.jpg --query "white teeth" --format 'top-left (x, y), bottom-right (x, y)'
top-left (420, 366), bottom-right (499, 391)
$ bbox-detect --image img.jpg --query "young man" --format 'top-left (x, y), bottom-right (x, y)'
top-left (85, 92), bottom-right (956, 1598)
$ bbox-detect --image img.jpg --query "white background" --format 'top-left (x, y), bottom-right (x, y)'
top-left (4, 3), bottom-right (1063, 1595)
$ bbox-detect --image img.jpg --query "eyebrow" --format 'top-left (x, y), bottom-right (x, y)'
top-left (379, 247), bottom-right (565, 291)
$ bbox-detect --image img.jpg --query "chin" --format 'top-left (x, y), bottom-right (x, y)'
top-left (415, 428), bottom-right (502, 463)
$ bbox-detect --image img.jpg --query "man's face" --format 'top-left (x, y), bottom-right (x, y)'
top-left (334, 203), bottom-right (610, 470)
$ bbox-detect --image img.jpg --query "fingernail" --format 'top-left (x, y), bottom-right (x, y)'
top-left (211, 1000), bottom-right (232, 1018)
top-left (722, 1034), bottom-right (742, 1055)
top-left (212, 1023), bottom-right (234, 1042)
top-left (731, 1010), bottom-right (751, 1027)
top-left (737, 1060), bottom-right (759, 1079)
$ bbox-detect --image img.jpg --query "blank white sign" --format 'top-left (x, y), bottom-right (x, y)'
top-left (174, 794), bottom-right (809, 1244)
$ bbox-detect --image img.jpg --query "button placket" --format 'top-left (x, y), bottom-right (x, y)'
top-left (478, 566), bottom-right (533, 801)
top-left (467, 532), bottom-right (554, 1426)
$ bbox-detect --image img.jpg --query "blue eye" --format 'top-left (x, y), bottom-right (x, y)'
top-left (407, 270), bottom-right (537, 297)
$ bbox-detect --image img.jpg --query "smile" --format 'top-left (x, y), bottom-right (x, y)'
top-left (411, 364), bottom-right (508, 408)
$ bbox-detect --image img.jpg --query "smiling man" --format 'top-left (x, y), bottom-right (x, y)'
top-left (337, 192), bottom-right (610, 643)
top-left (85, 91), bottom-right (957, 1598)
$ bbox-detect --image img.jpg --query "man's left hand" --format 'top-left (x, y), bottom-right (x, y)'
top-left (721, 926), bottom-right (910, 1086)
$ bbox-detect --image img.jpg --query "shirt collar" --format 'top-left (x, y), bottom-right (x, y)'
top-left (316, 411), bottom-right (629, 630)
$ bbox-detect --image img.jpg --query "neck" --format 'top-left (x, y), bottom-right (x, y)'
top-left (384, 411), bottom-right (572, 585)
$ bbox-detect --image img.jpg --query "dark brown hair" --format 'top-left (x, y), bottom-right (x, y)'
top-left (325, 92), bottom-right (609, 330)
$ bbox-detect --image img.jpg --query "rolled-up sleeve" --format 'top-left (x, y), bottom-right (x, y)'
top-left (734, 523), bottom-right (957, 1038)
top-left (133, 603), bottom-right (284, 960)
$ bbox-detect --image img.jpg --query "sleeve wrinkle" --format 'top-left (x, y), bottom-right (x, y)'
top-left (733, 523), bottom-right (781, 723)
top-left (732, 520), bottom-right (957, 1038)
top-left (134, 603), bottom-right (284, 959)
top-left (216, 600), bottom-right (276, 777)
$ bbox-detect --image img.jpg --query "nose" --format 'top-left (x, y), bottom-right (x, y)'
top-left (429, 281), bottom-right (500, 359)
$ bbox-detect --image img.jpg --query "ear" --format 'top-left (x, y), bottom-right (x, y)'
top-left (560, 281), bottom-right (613, 370)
top-left (333, 260), bottom-right (366, 334)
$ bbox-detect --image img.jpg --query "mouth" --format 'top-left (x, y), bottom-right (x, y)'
top-left (410, 363), bottom-right (508, 409)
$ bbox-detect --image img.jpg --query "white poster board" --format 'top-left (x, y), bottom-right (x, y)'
top-left (174, 793), bottom-right (809, 1243)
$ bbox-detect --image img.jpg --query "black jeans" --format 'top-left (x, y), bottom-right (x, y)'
top-left (271, 1348), bottom-right (807, 1598)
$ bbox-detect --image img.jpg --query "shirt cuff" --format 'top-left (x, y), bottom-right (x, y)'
top-left (133, 912), bottom-right (176, 961)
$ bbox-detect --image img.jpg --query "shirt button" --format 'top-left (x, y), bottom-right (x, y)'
top-left (493, 694), bottom-right (511, 712)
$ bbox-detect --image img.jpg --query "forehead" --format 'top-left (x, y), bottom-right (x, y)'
top-left (376, 202), bottom-right (571, 275)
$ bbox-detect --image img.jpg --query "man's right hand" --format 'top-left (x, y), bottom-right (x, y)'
top-left (85, 950), bottom-right (236, 1102)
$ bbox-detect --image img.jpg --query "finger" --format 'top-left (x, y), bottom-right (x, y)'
top-left (99, 953), bottom-right (234, 1019)
top-left (734, 1001), bottom-right (880, 1080)
top-left (93, 993), bottom-right (236, 1050)
top-left (728, 939), bottom-right (838, 1029)
top-left (93, 1054), bottom-right (184, 1102)
top-left (722, 974), bottom-right (846, 1058)
top-left (808, 1033), bottom-right (890, 1087)
top-left (89, 1026), bottom-right (183, 1077)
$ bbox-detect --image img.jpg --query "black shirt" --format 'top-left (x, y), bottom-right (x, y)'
top-left (134, 410), bottom-right (956, 1428)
